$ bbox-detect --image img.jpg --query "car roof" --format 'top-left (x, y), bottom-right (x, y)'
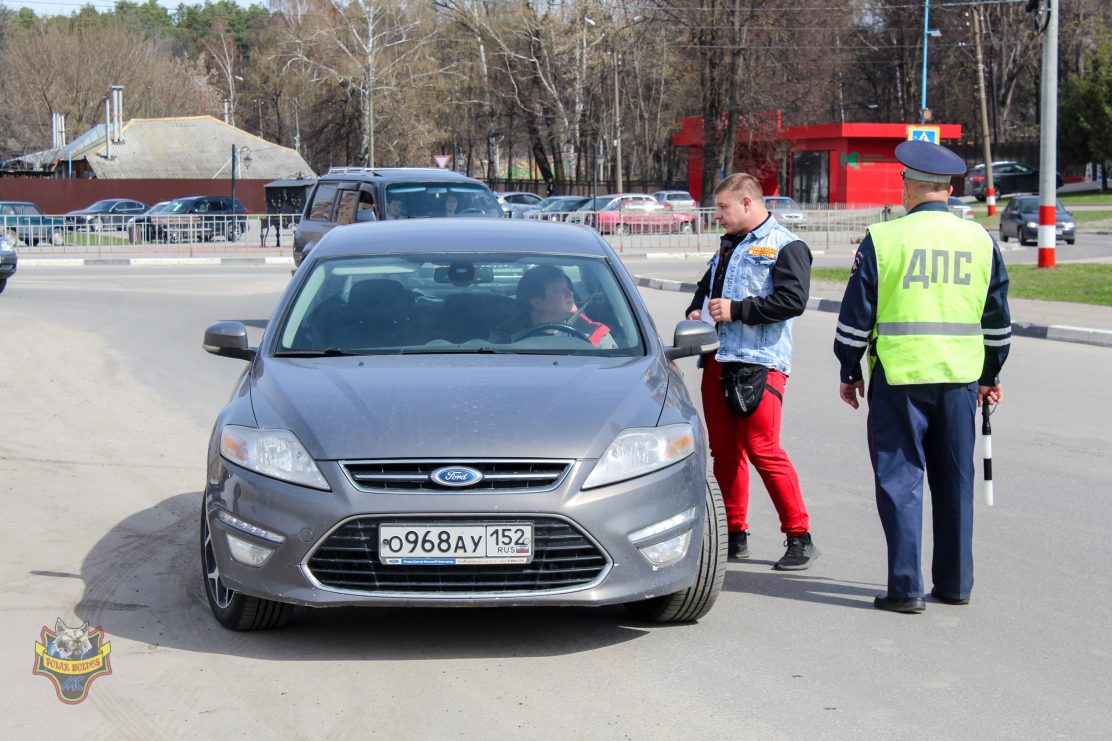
top-left (310, 218), bottom-right (612, 260)
top-left (318, 167), bottom-right (488, 185)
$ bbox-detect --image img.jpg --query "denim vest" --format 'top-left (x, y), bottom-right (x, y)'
top-left (709, 215), bottom-right (797, 374)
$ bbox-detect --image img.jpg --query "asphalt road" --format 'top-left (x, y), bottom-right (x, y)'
top-left (1, 264), bottom-right (1110, 738)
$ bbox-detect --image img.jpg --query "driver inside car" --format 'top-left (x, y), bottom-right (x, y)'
top-left (504, 265), bottom-right (616, 348)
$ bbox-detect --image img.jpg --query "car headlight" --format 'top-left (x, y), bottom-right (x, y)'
top-left (219, 425), bottom-right (330, 490)
top-left (1025, 221), bottom-right (1038, 229)
top-left (582, 423), bottom-right (695, 489)
top-left (1062, 222), bottom-right (1074, 229)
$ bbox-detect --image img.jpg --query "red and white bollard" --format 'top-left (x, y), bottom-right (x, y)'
top-left (985, 188), bottom-right (996, 217)
top-left (1038, 202), bottom-right (1056, 268)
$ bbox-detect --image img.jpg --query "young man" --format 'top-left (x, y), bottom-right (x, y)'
top-left (687, 173), bottom-right (817, 570)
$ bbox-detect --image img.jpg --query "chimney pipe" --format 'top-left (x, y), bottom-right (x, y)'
top-left (111, 85), bottom-right (124, 142)
top-left (104, 97), bottom-right (112, 159)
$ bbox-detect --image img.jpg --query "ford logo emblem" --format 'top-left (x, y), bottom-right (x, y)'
top-left (430, 466), bottom-right (483, 488)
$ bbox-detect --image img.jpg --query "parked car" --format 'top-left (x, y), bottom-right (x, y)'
top-left (0, 232), bottom-right (17, 294)
top-left (65, 198), bottom-right (148, 232)
top-left (147, 196), bottom-right (247, 244)
top-left (126, 200), bottom-right (174, 244)
top-left (965, 161), bottom-right (1063, 201)
top-left (0, 201), bottom-right (66, 247)
top-left (201, 218), bottom-right (725, 630)
top-left (651, 190), bottom-right (697, 211)
top-left (763, 196), bottom-right (808, 229)
top-left (998, 195), bottom-right (1076, 245)
top-left (525, 195), bottom-right (591, 221)
top-left (495, 190), bottom-right (545, 218)
top-left (294, 167), bottom-right (503, 267)
top-left (947, 197), bottom-right (975, 220)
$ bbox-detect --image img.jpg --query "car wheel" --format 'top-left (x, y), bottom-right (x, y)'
top-left (201, 500), bottom-right (292, 631)
top-left (999, 229), bottom-right (1008, 243)
top-left (167, 230), bottom-right (181, 244)
top-left (1066, 238), bottom-right (1075, 245)
top-left (225, 226), bottom-right (239, 241)
top-left (49, 228), bottom-right (66, 247)
top-left (4, 229), bottom-right (18, 244)
top-left (615, 223), bottom-right (629, 236)
top-left (0, 279), bottom-right (6, 295)
top-left (1018, 229), bottom-right (1028, 246)
top-left (624, 475), bottom-right (727, 623)
top-left (680, 221), bottom-right (694, 235)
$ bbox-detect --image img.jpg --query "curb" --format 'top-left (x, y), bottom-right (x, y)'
top-left (632, 275), bottom-right (1112, 350)
top-left (19, 256), bottom-right (295, 267)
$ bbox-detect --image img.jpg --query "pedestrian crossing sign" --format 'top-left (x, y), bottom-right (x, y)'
top-left (906, 126), bottom-right (941, 143)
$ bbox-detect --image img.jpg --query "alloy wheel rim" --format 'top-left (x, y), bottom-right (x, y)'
top-left (203, 518), bottom-right (234, 609)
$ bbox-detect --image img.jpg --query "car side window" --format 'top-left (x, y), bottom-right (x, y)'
top-left (308, 183), bottom-right (339, 221)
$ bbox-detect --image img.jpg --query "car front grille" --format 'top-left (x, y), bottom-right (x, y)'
top-left (341, 459), bottom-right (571, 493)
top-left (305, 517), bottom-right (608, 595)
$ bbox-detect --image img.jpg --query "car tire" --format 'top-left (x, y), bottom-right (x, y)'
top-left (1066, 238), bottom-right (1075, 245)
top-left (0, 279), bottom-right (6, 295)
top-left (225, 226), bottom-right (239, 241)
top-left (999, 229), bottom-right (1008, 243)
top-left (49, 228), bottom-right (66, 247)
top-left (624, 475), bottom-right (727, 623)
top-left (201, 501), bottom-right (292, 631)
top-left (1018, 230), bottom-right (1029, 246)
top-left (4, 229), bottom-right (18, 244)
top-left (615, 223), bottom-right (629, 236)
top-left (680, 221), bottom-right (694, 235)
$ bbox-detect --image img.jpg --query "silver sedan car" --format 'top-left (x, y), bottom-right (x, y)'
top-left (202, 219), bottom-right (725, 630)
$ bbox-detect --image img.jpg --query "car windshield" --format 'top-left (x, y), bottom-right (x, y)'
top-left (275, 252), bottom-right (644, 357)
top-left (167, 200), bottom-right (198, 213)
top-left (1016, 198), bottom-right (1068, 213)
top-left (765, 197), bottom-right (800, 209)
top-left (383, 184), bottom-right (502, 220)
top-left (149, 201), bottom-right (172, 213)
top-left (87, 199), bottom-right (117, 210)
top-left (578, 197), bottom-right (615, 211)
top-left (540, 197), bottom-right (586, 212)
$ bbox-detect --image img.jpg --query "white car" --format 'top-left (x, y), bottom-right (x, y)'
top-left (947, 197), bottom-right (975, 220)
top-left (763, 196), bottom-right (807, 228)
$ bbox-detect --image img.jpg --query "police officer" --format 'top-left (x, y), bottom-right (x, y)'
top-left (834, 140), bottom-right (1011, 614)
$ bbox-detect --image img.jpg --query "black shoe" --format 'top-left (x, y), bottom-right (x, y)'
top-left (874, 595), bottom-right (926, 613)
top-left (930, 588), bottom-right (970, 605)
top-left (728, 531), bottom-right (749, 558)
top-left (773, 532), bottom-right (818, 570)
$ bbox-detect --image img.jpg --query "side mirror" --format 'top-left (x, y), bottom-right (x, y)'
top-left (664, 320), bottom-right (719, 361)
top-left (203, 321), bottom-right (256, 361)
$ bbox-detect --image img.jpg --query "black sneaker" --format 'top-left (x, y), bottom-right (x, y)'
top-left (774, 532), bottom-right (818, 570)
top-left (728, 531), bottom-right (749, 558)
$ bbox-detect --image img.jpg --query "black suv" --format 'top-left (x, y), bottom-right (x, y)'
top-left (293, 168), bottom-right (503, 266)
top-left (148, 196), bottom-right (248, 243)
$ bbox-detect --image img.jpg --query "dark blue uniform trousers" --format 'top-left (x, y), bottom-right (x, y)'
top-left (867, 366), bottom-right (977, 600)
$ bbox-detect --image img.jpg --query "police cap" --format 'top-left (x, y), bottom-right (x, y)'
top-left (895, 140), bottom-right (967, 184)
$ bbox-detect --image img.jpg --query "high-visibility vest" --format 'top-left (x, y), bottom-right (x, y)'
top-left (868, 209), bottom-right (993, 384)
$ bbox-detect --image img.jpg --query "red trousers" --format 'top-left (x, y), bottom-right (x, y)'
top-left (701, 355), bottom-right (809, 536)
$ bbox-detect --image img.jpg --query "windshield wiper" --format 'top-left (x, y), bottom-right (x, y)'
top-left (273, 347), bottom-right (358, 357)
top-left (399, 345), bottom-right (506, 355)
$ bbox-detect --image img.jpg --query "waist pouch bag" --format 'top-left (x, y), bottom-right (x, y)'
top-left (720, 361), bottom-right (783, 417)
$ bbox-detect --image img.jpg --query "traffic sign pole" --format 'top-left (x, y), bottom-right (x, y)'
top-left (1037, 0), bottom-right (1058, 269)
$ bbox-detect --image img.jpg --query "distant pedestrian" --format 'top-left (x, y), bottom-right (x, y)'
top-left (686, 173), bottom-right (818, 570)
top-left (834, 140), bottom-right (1011, 614)
top-left (546, 180), bottom-right (556, 198)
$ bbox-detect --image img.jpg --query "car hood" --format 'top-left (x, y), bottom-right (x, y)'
top-left (249, 353), bottom-right (668, 460)
top-left (1019, 209), bottom-right (1073, 222)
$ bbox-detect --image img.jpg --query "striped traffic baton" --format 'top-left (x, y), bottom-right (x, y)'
top-left (982, 398), bottom-right (994, 506)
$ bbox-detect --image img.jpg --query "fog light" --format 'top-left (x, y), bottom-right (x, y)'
top-left (638, 531), bottom-right (692, 566)
top-left (225, 533), bottom-right (275, 567)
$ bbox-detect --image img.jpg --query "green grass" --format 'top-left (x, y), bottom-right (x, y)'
top-left (812, 263), bottom-right (1112, 306)
top-left (1057, 192), bottom-right (1112, 206)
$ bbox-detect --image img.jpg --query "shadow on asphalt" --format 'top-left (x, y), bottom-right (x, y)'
top-left (721, 563), bottom-right (882, 610)
top-left (72, 492), bottom-right (655, 658)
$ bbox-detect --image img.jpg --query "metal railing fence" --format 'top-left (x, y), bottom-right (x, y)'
top-left (6, 205), bottom-right (894, 255)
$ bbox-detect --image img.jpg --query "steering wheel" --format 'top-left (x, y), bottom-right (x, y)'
top-left (515, 322), bottom-right (593, 342)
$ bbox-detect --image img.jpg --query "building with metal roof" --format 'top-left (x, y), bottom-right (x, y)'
top-left (53, 115), bottom-right (314, 181)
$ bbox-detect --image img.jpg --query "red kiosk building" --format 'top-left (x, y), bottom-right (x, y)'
top-left (672, 117), bottom-right (963, 206)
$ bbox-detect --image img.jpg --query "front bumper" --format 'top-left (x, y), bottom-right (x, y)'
top-left (205, 452), bottom-right (708, 608)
